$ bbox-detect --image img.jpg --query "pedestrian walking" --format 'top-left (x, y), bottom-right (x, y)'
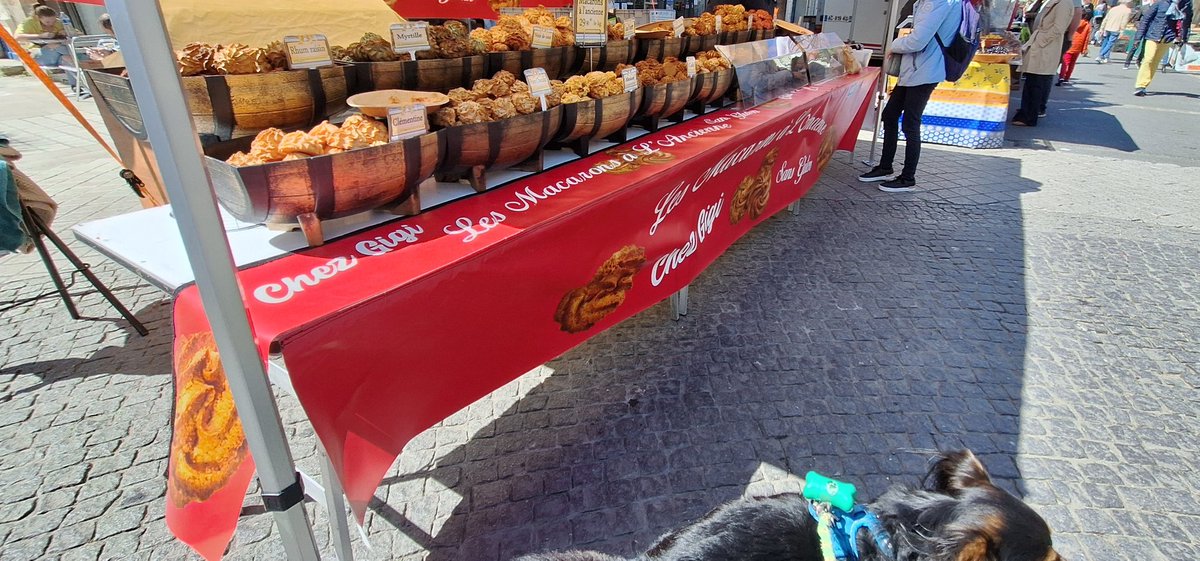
top-left (1133, 0), bottom-right (1193, 95)
top-left (1013, 0), bottom-right (1075, 126)
top-left (1097, 1), bottom-right (1135, 62)
top-left (1092, 0), bottom-right (1109, 42)
top-left (1059, 12), bottom-right (1093, 84)
top-left (859, 0), bottom-right (964, 192)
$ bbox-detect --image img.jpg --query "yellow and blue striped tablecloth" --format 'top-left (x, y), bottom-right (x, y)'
top-left (891, 61), bottom-right (1011, 149)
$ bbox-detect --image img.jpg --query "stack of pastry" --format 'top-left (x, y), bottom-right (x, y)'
top-left (225, 115), bottom-right (388, 166)
top-left (433, 70), bottom-right (562, 127)
top-left (559, 71), bottom-right (627, 104)
top-left (695, 50), bottom-right (732, 73)
top-left (749, 9), bottom-right (775, 29)
top-left (178, 42), bottom-right (288, 76)
top-left (468, 8), bottom-right (575, 51)
top-left (622, 58), bottom-right (689, 86)
top-left (685, 13), bottom-right (719, 36)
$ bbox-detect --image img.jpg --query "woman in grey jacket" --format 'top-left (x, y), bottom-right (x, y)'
top-left (859, 0), bottom-right (963, 192)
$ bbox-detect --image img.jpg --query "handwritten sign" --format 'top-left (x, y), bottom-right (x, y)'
top-left (748, 14), bottom-right (756, 31)
top-left (282, 34), bottom-right (332, 69)
top-left (687, 56), bottom-right (697, 77)
top-left (623, 18), bottom-right (636, 40)
top-left (531, 25), bottom-right (554, 49)
top-left (574, 0), bottom-right (608, 46)
top-left (622, 66), bottom-right (638, 92)
top-left (716, 16), bottom-right (723, 34)
top-left (672, 17), bottom-right (686, 38)
top-left (524, 68), bottom-right (552, 111)
top-left (390, 22), bottom-right (431, 59)
top-left (387, 106), bottom-right (427, 142)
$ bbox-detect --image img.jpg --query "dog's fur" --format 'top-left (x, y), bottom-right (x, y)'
top-left (516, 450), bottom-right (1061, 561)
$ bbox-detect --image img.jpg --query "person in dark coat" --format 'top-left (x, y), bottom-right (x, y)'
top-left (1133, 0), bottom-right (1192, 94)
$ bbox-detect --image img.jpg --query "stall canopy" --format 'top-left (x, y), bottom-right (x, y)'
top-left (389, 0), bottom-right (572, 20)
top-left (94, 0), bottom-right (407, 50)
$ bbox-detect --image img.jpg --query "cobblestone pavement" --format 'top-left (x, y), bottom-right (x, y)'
top-left (1, 74), bottom-right (1198, 561)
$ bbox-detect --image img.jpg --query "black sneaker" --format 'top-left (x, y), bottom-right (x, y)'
top-left (879, 177), bottom-right (916, 192)
top-left (858, 166), bottom-right (896, 182)
top-left (1134, 88), bottom-right (1146, 96)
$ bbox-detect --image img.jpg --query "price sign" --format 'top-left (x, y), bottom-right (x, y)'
top-left (387, 105), bottom-right (427, 142)
top-left (532, 25), bottom-right (554, 49)
top-left (524, 67), bottom-right (552, 111)
top-left (686, 56), bottom-right (697, 77)
top-left (716, 16), bottom-right (723, 34)
top-left (672, 17), bottom-right (685, 38)
top-left (622, 66), bottom-right (638, 92)
top-left (748, 14), bottom-right (755, 31)
top-left (623, 18), bottom-right (636, 40)
top-left (574, 0), bottom-right (607, 46)
top-left (282, 34), bottom-right (332, 69)
top-left (390, 22), bottom-right (431, 60)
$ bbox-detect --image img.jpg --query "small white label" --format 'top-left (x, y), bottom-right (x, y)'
top-left (623, 18), bottom-right (636, 40)
top-left (716, 16), bottom-right (723, 34)
top-left (524, 67), bottom-right (552, 111)
top-left (388, 105), bottom-right (427, 142)
top-left (748, 14), bottom-right (755, 30)
top-left (622, 67), bottom-right (638, 92)
top-left (687, 56), bottom-right (697, 77)
top-left (574, 0), bottom-right (608, 46)
top-left (390, 22), bottom-right (431, 57)
top-left (532, 25), bottom-right (555, 49)
top-left (672, 17), bottom-right (686, 38)
top-left (282, 34), bottom-right (332, 69)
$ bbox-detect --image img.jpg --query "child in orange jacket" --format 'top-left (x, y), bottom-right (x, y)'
top-left (1059, 11), bottom-right (1093, 85)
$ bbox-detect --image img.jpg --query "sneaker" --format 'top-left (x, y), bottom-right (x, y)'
top-left (1134, 88), bottom-right (1146, 96)
top-left (1122, 65), bottom-right (1132, 70)
top-left (858, 166), bottom-right (896, 182)
top-left (1055, 79), bottom-right (1064, 86)
top-left (878, 177), bottom-right (916, 192)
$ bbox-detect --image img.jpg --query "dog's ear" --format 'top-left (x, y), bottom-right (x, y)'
top-left (924, 450), bottom-right (993, 496)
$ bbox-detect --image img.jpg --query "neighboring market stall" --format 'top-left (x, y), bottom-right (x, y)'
top-left (69, 2), bottom-right (877, 559)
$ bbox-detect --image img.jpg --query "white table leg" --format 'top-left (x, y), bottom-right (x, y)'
top-left (670, 285), bottom-right (689, 320)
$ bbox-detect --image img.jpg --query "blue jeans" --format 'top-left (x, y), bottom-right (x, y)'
top-left (33, 44), bottom-right (76, 87)
top-left (1098, 31), bottom-right (1120, 60)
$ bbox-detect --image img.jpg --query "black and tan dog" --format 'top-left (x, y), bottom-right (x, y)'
top-left (517, 450), bottom-right (1061, 561)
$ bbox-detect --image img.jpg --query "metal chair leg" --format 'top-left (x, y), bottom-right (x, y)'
top-left (25, 209), bottom-right (81, 319)
top-left (23, 207), bottom-right (150, 336)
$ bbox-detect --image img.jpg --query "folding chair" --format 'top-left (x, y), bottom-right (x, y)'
top-left (62, 35), bottom-right (119, 98)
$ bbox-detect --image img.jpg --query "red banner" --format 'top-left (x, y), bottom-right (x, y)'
top-left (387, 0), bottom-right (573, 20)
top-left (167, 70), bottom-right (877, 558)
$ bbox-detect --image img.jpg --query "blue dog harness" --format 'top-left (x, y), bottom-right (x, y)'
top-left (806, 501), bottom-right (894, 561)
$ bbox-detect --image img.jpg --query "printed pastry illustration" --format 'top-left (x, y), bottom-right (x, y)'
top-left (730, 147), bottom-right (779, 224)
top-left (555, 245), bottom-right (647, 333)
top-left (816, 127), bottom-right (837, 171)
top-left (169, 332), bottom-right (249, 507)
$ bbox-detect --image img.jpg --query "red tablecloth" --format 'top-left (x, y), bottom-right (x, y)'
top-left (167, 69), bottom-right (878, 559)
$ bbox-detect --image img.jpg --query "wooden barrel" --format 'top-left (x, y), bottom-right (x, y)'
top-left (750, 29), bottom-right (777, 42)
top-left (437, 106), bottom-right (564, 173)
top-left (354, 56), bottom-right (488, 93)
top-left (717, 30), bottom-right (751, 46)
top-left (203, 132), bottom-right (439, 225)
top-left (176, 65), bottom-right (355, 142)
top-left (635, 78), bottom-right (697, 119)
top-left (487, 47), bottom-right (578, 80)
top-left (637, 37), bottom-right (687, 61)
top-left (86, 68), bottom-right (148, 141)
top-left (552, 89), bottom-right (644, 144)
top-left (687, 34), bottom-right (718, 54)
top-left (581, 40), bottom-right (637, 71)
top-left (693, 68), bottom-right (735, 105)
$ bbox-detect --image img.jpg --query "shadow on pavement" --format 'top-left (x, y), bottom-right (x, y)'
top-left (365, 146), bottom-right (1046, 560)
top-left (1146, 90), bottom-right (1200, 99)
top-left (1006, 81), bottom-right (1140, 152)
top-left (0, 299), bottom-right (171, 401)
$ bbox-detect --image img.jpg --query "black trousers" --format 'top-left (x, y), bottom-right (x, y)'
top-left (1015, 73), bottom-right (1054, 125)
top-left (880, 83), bottom-right (938, 180)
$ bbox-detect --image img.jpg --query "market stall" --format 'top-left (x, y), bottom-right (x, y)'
top-left (76, 2), bottom-right (877, 558)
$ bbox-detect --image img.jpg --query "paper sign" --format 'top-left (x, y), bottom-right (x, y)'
top-left (390, 22), bottom-right (431, 58)
top-left (387, 106), bottom-right (427, 142)
top-left (687, 56), bottom-right (697, 77)
top-left (524, 67), bottom-right (552, 111)
top-left (672, 17), bottom-right (685, 38)
top-left (282, 35), bottom-right (332, 69)
top-left (716, 16), bottom-right (723, 34)
top-left (532, 25), bottom-right (554, 49)
top-left (623, 18), bottom-right (636, 40)
top-left (748, 14), bottom-right (755, 30)
top-left (574, 0), bottom-right (608, 46)
top-left (622, 66), bottom-right (638, 92)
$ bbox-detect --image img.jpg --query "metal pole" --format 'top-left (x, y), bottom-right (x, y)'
top-left (865, 0), bottom-right (904, 165)
top-left (104, 2), bottom-right (322, 559)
